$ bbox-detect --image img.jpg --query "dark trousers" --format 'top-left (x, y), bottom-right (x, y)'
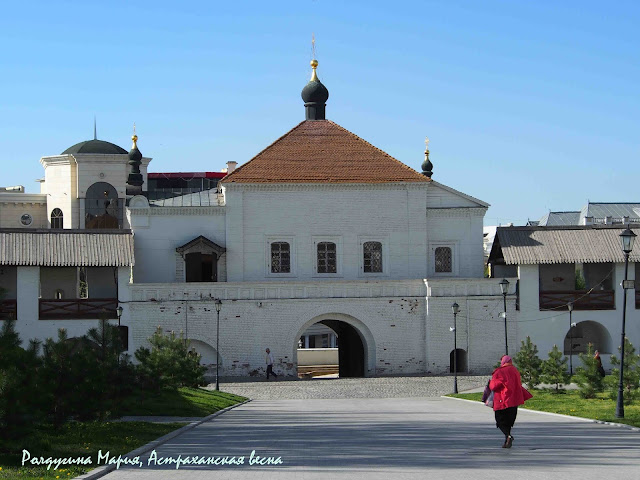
top-left (495, 406), bottom-right (518, 438)
top-left (266, 364), bottom-right (277, 379)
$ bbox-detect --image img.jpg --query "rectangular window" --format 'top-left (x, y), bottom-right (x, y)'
top-left (363, 241), bottom-right (383, 273)
top-left (271, 242), bottom-right (291, 273)
top-left (317, 242), bottom-right (337, 273)
top-left (435, 246), bottom-right (452, 273)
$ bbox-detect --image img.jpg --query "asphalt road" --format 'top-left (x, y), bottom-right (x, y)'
top-left (100, 395), bottom-right (640, 480)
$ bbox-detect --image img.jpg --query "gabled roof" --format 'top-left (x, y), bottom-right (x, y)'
top-left (176, 235), bottom-right (226, 257)
top-left (0, 229), bottom-right (134, 266)
top-left (580, 202), bottom-right (640, 223)
top-left (538, 211), bottom-right (580, 226)
top-left (489, 225), bottom-right (640, 265)
top-left (221, 120), bottom-right (430, 184)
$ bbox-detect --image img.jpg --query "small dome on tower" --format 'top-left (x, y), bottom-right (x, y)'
top-left (61, 139), bottom-right (127, 155)
top-left (301, 59), bottom-right (329, 120)
top-left (128, 134), bottom-right (142, 163)
top-left (301, 60), bottom-right (329, 104)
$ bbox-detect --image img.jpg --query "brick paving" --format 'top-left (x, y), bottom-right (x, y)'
top-left (210, 375), bottom-right (488, 400)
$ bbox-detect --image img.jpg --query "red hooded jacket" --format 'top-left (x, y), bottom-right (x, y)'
top-left (489, 363), bottom-right (532, 411)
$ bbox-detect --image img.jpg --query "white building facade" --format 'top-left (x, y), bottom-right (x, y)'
top-left (1, 60), bottom-right (516, 377)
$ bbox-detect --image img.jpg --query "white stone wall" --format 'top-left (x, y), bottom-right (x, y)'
top-left (224, 184), bottom-right (433, 282)
top-left (298, 348), bottom-right (339, 366)
top-left (426, 208), bottom-right (486, 278)
top-left (40, 157), bottom-right (78, 228)
top-left (129, 207), bottom-right (226, 283)
top-left (0, 200), bottom-right (48, 228)
top-left (127, 278), bottom-right (509, 377)
top-left (424, 278), bottom-right (518, 373)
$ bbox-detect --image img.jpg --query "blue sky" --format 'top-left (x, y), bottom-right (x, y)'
top-left (1, 0), bottom-right (639, 225)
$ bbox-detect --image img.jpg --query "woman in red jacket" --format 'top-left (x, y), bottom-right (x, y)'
top-left (489, 355), bottom-right (532, 448)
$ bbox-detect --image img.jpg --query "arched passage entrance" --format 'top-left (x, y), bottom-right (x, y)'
top-left (188, 339), bottom-right (221, 366)
top-left (449, 349), bottom-right (468, 373)
top-left (563, 321), bottom-right (613, 355)
top-left (293, 313), bottom-right (375, 378)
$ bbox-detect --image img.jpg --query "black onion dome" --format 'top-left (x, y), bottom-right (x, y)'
top-left (129, 140), bottom-right (142, 162)
top-left (301, 60), bottom-right (329, 120)
top-left (301, 77), bottom-right (329, 104)
top-left (62, 139), bottom-right (127, 155)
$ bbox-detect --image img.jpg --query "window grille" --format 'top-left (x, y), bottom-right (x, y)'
top-left (363, 241), bottom-right (383, 273)
top-left (271, 242), bottom-right (291, 273)
top-left (317, 242), bottom-right (337, 273)
top-left (435, 247), bottom-right (452, 273)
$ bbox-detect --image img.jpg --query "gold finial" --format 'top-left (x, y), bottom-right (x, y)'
top-left (425, 136), bottom-right (430, 156)
top-left (132, 123), bottom-right (138, 148)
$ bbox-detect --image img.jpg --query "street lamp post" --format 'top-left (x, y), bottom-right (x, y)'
top-left (568, 302), bottom-right (574, 376)
top-left (616, 227), bottom-right (636, 418)
top-left (451, 302), bottom-right (460, 394)
top-left (116, 305), bottom-right (123, 327)
top-left (215, 299), bottom-right (222, 392)
top-left (499, 278), bottom-right (510, 356)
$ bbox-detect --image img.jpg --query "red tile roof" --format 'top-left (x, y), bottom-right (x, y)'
top-left (221, 120), bottom-right (430, 184)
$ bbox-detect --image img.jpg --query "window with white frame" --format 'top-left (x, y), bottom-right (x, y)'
top-left (435, 246), bottom-right (453, 273)
top-left (317, 242), bottom-right (337, 273)
top-left (270, 242), bottom-right (291, 273)
top-left (363, 241), bottom-right (383, 273)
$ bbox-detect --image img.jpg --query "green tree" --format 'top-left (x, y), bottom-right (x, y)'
top-left (514, 336), bottom-right (542, 389)
top-left (0, 319), bottom-right (42, 438)
top-left (540, 345), bottom-right (570, 393)
top-left (605, 337), bottom-right (640, 404)
top-left (574, 343), bottom-right (604, 398)
top-left (82, 317), bottom-right (135, 419)
top-left (135, 328), bottom-right (206, 392)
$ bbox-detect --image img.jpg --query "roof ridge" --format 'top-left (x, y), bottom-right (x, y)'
top-left (221, 121), bottom-right (307, 183)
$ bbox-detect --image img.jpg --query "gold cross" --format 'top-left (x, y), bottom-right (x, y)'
top-left (312, 33), bottom-right (316, 59)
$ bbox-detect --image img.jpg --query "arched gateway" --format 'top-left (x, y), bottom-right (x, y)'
top-left (293, 313), bottom-right (375, 378)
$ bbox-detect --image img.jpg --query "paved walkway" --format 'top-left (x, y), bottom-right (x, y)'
top-left (102, 396), bottom-right (640, 479)
top-left (212, 375), bottom-right (489, 399)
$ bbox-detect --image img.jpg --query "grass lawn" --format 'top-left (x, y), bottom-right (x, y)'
top-left (120, 387), bottom-right (246, 417)
top-left (0, 388), bottom-right (247, 480)
top-left (450, 390), bottom-right (640, 428)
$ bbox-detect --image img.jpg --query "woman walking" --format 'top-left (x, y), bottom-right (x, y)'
top-left (489, 355), bottom-right (532, 448)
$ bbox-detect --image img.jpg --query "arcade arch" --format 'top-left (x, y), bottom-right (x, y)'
top-left (293, 313), bottom-right (375, 378)
top-left (563, 320), bottom-right (613, 355)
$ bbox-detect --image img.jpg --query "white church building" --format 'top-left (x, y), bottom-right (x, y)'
top-left (0, 60), bottom-right (516, 377)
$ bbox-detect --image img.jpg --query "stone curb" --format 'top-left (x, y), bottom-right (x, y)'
top-left (442, 395), bottom-right (640, 432)
top-left (73, 399), bottom-right (251, 480)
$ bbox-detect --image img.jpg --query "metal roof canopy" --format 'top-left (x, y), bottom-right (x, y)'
top-left (489, 225), bottom-right (640, 265)
top-left (0, 229), bottom-right (134, 267)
